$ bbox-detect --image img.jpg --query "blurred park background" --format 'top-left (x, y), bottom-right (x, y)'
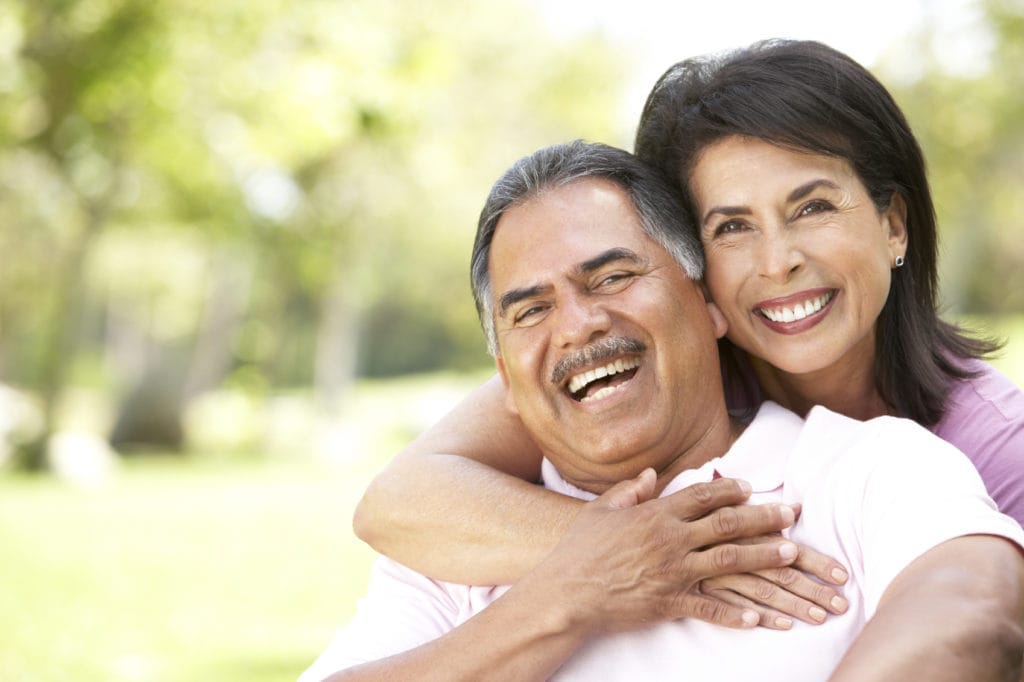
top-left (1, 0), bottom-right (1022, 680)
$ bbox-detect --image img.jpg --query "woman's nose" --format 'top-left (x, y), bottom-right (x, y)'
top-left (757, 231), bottom-right (805, 282)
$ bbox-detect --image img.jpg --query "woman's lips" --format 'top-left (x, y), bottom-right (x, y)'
top-left (754, 288), bottom-right (837, 333)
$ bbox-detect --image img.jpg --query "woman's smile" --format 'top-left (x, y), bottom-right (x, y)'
top-left (754, 288), bottom-right (837, 333)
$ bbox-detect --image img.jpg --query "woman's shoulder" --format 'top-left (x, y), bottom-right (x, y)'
top-left (933, 358), bottom-right (1024, 525)
top-left (941, 358), bottom-right (1024, 424)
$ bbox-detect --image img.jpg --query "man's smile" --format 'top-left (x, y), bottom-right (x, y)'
top-left (567, 356), bottom-right (641, 402)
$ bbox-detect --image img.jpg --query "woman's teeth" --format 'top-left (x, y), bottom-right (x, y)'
top-left (759, 291), bottom-right (834, 323)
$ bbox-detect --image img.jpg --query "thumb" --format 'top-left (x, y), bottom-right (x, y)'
top-left (598, 468), bottom-right (658, 510)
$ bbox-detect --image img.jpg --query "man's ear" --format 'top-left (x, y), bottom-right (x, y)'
top-left (706, 301), bottom-right (728, 339)
top-left (886, 192), bottom-right (909, 259)
top-left (495, 356), bottom-right (519, 415)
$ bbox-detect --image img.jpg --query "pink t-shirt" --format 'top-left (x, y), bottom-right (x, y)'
top-left (298, 403), bottom-right (1024, 682)
top-left (725, 354), bottom-right (1024, 525)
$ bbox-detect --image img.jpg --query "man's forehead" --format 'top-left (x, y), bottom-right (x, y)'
top-left (488, 179), bottom-right (670, 294)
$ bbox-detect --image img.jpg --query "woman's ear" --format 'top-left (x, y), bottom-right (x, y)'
top-left (706, 301), bottom-right (728, 339)
top-left (886, 192), bottom-right (909, 259)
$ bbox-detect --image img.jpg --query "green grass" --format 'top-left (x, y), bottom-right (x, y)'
top-left (0, 370), bottom-right (492, 682)
top-left (0, 457), bottom-right (383, 682)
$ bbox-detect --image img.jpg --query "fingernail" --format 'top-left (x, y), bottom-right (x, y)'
top-left (737, 479), bottom-right (752, 494)
top-left (742, 610), bottom-right (759, 627)
top-left (779, 505), bottom-right (795, 525)
top-left (775, 616), bottom-right (793, 629)
top-left (831, 567), bottom-right (848, 583)
top-left (779, 542), bottom-right (798, 561)
top-left (831, 596), bottom-right (848, 613)
top-left (809, 606), bottom-right (827, 622)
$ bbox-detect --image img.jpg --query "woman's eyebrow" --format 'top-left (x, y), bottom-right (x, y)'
top-left (788, 178), bottom-right (842, 202)
top-left (701, 203), bottom-right (749, 225)
top-left (701, 178), bottom-right (843, 225)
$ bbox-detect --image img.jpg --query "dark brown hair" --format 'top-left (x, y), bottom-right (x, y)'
top-left (635, 39), bottom-right (999, 425)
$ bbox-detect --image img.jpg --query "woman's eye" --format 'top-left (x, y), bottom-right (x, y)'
top-left (712, 220), bottom-right (747, 237)
top-left (797, 199), bottom-right (833, 217)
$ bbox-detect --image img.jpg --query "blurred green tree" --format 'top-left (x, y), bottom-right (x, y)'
top-left (887, 0), bottom-right (1024, 317)
top-left (0, 0), bottom-right (625, 468)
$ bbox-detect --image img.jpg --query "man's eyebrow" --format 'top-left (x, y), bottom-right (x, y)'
top-left (496, 248), bottom-right (642, 319)
top-left (701, 178), bottom-right (843, 225)
top-left (577, 247), bottom-right (643, 274)
top-left (498, 284), bottom-right (547, 319)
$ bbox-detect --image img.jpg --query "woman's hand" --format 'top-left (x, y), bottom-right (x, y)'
top-left (698, 532), bottom-right (849, 629)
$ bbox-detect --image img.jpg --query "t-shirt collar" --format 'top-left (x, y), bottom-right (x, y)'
top-left (542, 401), bottom-right (803, 500)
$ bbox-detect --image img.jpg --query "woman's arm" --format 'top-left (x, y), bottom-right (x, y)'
top-left (353, 374), bottom-right (581, 585)
top-left (830, 535), bottom-right (1024, 681)
top-left (326, 474), bottom-right (802, 682)
top-left (353, 374), bottom-right (850, 627)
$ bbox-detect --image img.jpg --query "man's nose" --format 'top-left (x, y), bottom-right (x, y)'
top-left (552, 293), bottom-right (612, 349)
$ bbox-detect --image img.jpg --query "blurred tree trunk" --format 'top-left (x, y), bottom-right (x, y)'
top-left (15, 190), bottom-right (113, 471)
top-left (314, 270), bottom-right (361, 414)
top-left (109, 252), bottom-right (253, 452)
top-left (182, 252), bottom-right (253, 402)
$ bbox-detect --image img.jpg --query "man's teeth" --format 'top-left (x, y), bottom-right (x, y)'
top-left (567, 357), bottom-right (640, 396)
top-left (760, 291), bottom-right (834, 323)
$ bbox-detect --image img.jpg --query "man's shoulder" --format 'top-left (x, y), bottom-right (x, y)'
top-left (784, 405), bottom-right (971, 499)
top-left (802, 405), bottom-right (941, 451)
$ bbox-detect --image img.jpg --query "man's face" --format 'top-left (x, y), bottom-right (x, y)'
top-left (490, 177), bottom-right (728, 492)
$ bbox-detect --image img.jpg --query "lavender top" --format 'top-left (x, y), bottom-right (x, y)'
top-left (725, 354), bottom-right (1024, 526)
top-left (931, 358), bottom-right (1024, 526)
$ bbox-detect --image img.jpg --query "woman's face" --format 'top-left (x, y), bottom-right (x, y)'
top-left (688, 135), bottom-right (907, 378)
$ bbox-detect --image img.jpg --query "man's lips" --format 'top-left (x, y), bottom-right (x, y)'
top-left (550, 337), bottom-right (646, 386)
top-left (567, 357), bottom-right (641, 402)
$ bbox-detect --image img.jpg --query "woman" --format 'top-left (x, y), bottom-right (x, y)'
top-left (352, 39), bottom-right (1024, 627)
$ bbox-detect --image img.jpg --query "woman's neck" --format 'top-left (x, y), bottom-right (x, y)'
top-left (748, 351), bottom-right (890, 421)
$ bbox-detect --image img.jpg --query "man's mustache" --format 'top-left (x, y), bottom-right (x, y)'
top-left (550, 337), bottom-right (646, 386)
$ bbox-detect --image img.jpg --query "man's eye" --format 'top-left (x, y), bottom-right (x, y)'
top-left (514, 305), bottom-right (546, 325)
top-left (598, 273), bottom-right (633, 287)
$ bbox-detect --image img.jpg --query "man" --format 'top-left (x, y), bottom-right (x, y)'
top-left (300, 141), bottom-right (1024, 681)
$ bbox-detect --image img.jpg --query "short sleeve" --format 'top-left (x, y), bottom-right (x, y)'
top-left (855, 418), bottom-right (1024, 616)
top-left (297, 557), bottom-right (463, 681)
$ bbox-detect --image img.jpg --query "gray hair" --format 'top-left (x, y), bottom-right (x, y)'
top-left (471, 140), bottom-right (704, 356)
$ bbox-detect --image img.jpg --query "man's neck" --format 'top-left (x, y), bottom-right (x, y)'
top-left (550, 407), bottom-right (748, 497)
top-left (651, 414), bottom-right (747, 496)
